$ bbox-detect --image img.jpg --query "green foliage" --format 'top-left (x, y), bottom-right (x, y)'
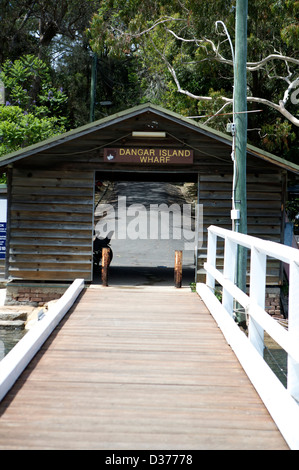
top-left (286, 198), bottom-right (299, 234)
top-left (0, 173), bottom-right (7, 184)
top-left (0, 106), bottom-right (66, 157)
top-left (0, 1), bottom-right (103, 128)
top-left (0, 55), bottom-right (68, 157)
top-left (197, 89), bottom-right (233, 132)
top-left (88, 0), bottom-right (234, 117)
top-left (0, 0), bottom-right (297, 160)
top-left (1, 55), bottom-right (68, 122)
top-left (261, 119), bottom-right (296, 154)
top-left (215, 289), bottom-right (223, 302)
top-left (53, 41), bottom-right (92, 127)
top-left (88, 0), bottom-right (298, 159)
top-left (271, 0), bottom-right (299, 48)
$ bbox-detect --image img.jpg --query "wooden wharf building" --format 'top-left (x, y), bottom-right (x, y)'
top-left (0, 103), bottom-right (298, 304)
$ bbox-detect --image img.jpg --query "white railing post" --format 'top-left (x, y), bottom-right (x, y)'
top-left (248, 247), bottom-right (267, 356)
top-left (288, 261), bottom-right (299, 401)
top-left (206, 228), bottom-right (217, 293)
top-left (222, 237), bottom-right (238, 318)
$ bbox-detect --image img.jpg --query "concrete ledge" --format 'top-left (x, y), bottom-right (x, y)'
top-left (0, 279), bottom-right (85, 402)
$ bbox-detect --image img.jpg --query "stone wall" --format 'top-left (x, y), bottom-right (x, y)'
top-left (5, 283), bottom-right (70, 307)
top-left (4, 282), bottom-right (286, 321)
top-left (265, 288), bottom-right (283, 319)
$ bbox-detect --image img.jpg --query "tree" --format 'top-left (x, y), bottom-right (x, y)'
top-left (88, 0), bottom-right (299, 156)
top-left (0, 0), bottom-right (37, 63)
top-left (0, 0), bottom-right (102, 61)
top-left (0, 0), bottom-right (103, 128)
top-left (0, 105), bottom-right (66, 157)
top-left (0, 55), bottom-right (68, 156)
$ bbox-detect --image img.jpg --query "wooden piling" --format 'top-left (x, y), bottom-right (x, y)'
top-left (174, 250), bottom-right (182, 288)
top-left (102, 248), bottom-right (110, 286)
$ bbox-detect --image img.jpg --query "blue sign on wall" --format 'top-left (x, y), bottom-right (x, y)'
top-left (0, 199), bottom-right (7, 260)
top-left (0, 222), bottom-right (6, 260)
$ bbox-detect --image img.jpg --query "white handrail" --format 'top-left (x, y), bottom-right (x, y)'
top-left (197, 225), bottom-right (299, 450)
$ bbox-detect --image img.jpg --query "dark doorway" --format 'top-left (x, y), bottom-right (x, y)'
top-left (93, 175), bottom-right (198, 287)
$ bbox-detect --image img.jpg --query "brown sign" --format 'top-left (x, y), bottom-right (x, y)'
top-left (104, 148), bottom-right (193, 165)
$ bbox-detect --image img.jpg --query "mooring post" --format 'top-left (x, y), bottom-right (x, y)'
top-left (102, 248), bottom-right (110, 287)
top-left (174, 250), bottom-right (183, 288)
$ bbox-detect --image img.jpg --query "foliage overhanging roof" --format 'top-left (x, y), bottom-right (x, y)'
top-left (0, 103), bottom-right (298, 174)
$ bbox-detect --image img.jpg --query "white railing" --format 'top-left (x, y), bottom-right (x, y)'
top-left (196, 225), bottom-right (299, 451)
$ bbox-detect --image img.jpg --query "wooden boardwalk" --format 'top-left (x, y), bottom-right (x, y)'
top-left (0, 286), bottom-right (289, 450)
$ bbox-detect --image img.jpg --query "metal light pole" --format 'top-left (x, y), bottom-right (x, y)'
top-left (215, 21), bottom-right (237, 233)
top-left (90, 52), bottom-right (98, 123)
top-left (234, 0), bottom-right (248, 326)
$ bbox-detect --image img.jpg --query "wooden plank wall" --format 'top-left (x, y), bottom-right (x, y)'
top-left (0, 261), bottom-right (5, 280)
top-left (197, 173), bottom-right (284, 285)
top-left (6, 162), bottom-right (285, 286)
top-left (8, 169), bottom-right (94, 281)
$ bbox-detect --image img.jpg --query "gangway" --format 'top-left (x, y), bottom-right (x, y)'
top-left (0, 226), bottom-right (298, 450)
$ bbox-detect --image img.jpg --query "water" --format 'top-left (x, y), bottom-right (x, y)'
top-left (264, 333), bottom-right (288, 388)
top-left (0, 329), bottom-right (27, 360)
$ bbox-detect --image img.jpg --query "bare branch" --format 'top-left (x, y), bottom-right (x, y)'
top-left (246, 54), bottom-right (299, 71)
top-left (203, 101), bottom-right (232, 125)
top-left (164, 28), bottom-right (202, 45)
top-left (167, 62), bottom-right (225, 101)
top-left (131, 16), bottom-right (299, 72)
top-left (203, 48), bottom-right (299, 72)
top-left (168, 61), bottom-right (299, 126)
top-left (123, 15), bottom-right (299, 127)
top-left (247, 97), bottom-right (299, 127)
top-left (134, 17), bottom-right (185, 38)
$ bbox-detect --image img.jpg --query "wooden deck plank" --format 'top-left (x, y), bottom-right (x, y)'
top-left (0, 286), bottom-right (289, 450)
